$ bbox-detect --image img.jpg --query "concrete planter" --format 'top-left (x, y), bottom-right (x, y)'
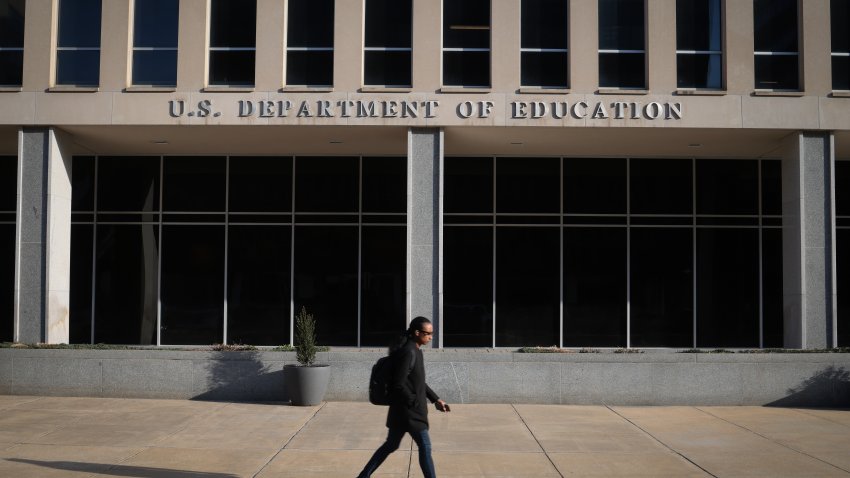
top-left (284, 364), bottom-right (330, 405)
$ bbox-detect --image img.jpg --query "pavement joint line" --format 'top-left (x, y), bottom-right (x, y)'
top-left (510, 404), bottom-right (565, 478)
top-left (694, 406), bottom-right (850, 475)
top-left (790, 407), bottom-right (850, 430)
top-left (251, 401), bottom-right (327, 478)
top-left (605, 406), bottom-right (717, 478)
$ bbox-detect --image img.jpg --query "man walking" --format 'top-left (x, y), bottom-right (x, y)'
top-left (358, 316), bottom-right (450, 478)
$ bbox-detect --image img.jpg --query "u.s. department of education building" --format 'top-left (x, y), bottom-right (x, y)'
top-left (0, 0), bottom-right (849, 404)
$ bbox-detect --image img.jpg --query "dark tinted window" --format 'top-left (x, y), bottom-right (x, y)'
top-left (361, 226), bottom-right (407, 346)
top-left (209, 0), bottom-right (255, 86)
top-left (521, 0), bottom-right (568, 87)
top-left (69, 224), bottom-right (93, 343)
top-left (754, 55), bottom-right (799, 90)
top-left (521, 52), bottom-right (568, 88)
top-left (365, 0), bottom-right (411, 48)
top-left (0, 0), bottom-right (24, 86)
top-left (72, 156), bottom-right (96, 212)
top-left (754, 0), bottom-right (798, 52)
top-left (696, 160), bottom-right (758, 215)
top-left (0, 224), bottom-right (12, 342)
top-left (209, 50), bottom-right (255, 87)
top-left (163, 157), bottom-right (226, 212)
top-left (761, 160), bottom-right (782, 216)
top-left (839, 228), bottom-right (850, 346)
top-left (833, 0), bottom-right (850, 90)
top-left (133, 0), bottom-right (178, 86)
top-left (497, 157), bottom-right (560, 213)
top-left (132, 50), bottom-right (177, 86)
top-left (443, 51), bottom-right (490, 87)
top-left (445, 157), bottom-right (493, 214)
top-left (837, 161), bottom-right (850, 217)
top-left (362, 157), bottom-right (406, 213)
top-left (287, 0), bottom-right (334, 86)
top-left (564, 158), bottom-right (626, 214)
top-left (677, 53), bottom-right (722, 89)
top-left (834, 56), bottom-right (850, 91)
top-left (0, 156), bottom-right (15, 211)
top-left (598, 0), bottom-right (644, 50)
top-left (365, 51), bottom-right (412, 87)
top-left (676, 0), bottom-right (721, 51)
top-left (295, 157), bottom-right (358, 212)
top-left (444, 226), bottom-right (493, 346)
top-left (0, 51), bottom-right (23, 86)
top-left (286, 51), bottom-right (333, 86)
top-left (630, 158), bottom-right (692, 215)
top-left (96, 157), bottom-right (160, 212)
top-left (56, 0), bottom-right (101, 86)
top-left (443, 0), bottom-right (491, 87)
top-left (229, 156), bottom-right (292, 212)
top-left (599, 52), bottom-right (645, 88)
top-left (762, 228), bottom-right (783, 348)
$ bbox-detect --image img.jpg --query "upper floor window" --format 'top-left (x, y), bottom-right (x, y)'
top-left (364, 0), bottom-right (412, 87)
top-left (676, 0), bottom-right (722, 89)
top-left (521, 0), bottom-right (568, 88)
top-left (832, 0), bottom-right (850, 91)
top-left (209, 0), bottom-right (255, 87)
top-left (443, 0), bottom-right (491, 88)
top-left (753, 0), bottom-right (798, 90)
top-left (286, 0), bottom-right (334, 87)
top-left (56, 0), bottom-right (101, 87)
top-left (132, 0), bottom-right (178, 87)
top-left (0, 0), bottom-right (24, 87)
top-left (598, 0), bottom-right (645, 89)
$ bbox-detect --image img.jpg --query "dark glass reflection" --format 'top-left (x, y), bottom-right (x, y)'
top-left (521, 52), bottom-right (568, 88)
top-left (630, 158), bottom-right (692, 215)
top-left (839, 229), bottom-right (850, 347)
top-left (97, 157), bottom-right (160, 212)
top-left (599, 52), bottom-right (645, 89)
top-left (840, 162), bottom-right (850, 217)
top-left (762, 228), bottom-right (783, 348)
top-left (676, 0), bottom-right (721, 51)
top-left (72, 156), bottom-right (95, 212)
top-left (364, 51), bottom-right (412, 87)
top-left (210, 0), bottom-right (255, 48)
top-left (443, 51), bottom-right (490, 87)
top-left (286, 51), bottom-right (334, 86)
top-left (598, 0), bottom-right (644, 50)
top-left (677, 54), bottom-right (722, 89)
top-left (444, 227), bottom-right (493, 346)
top-left (563, 158), bottom-right (626, 214)
top-left (630, 228), bottom-right (693, 347)
top-left (362, 157), bottom-right (406, 213)
top-left (696, 228), bottom-right (759, 347)
top-left (295, 157), bottom-right (358, 212)
top-left (287, 0), bottom-right (334, 48)
top-left (229, 157), bottom-right (292, 213)
top-left (134, 0), bottom-right (178, 48)
top-left (365, 0), bottom-right (412, 48)
top-left (696, 160), bottom-right (758, 215)
top-left (163, 157), bottom-right (226, 212)
top-left (497, 157), bottom-right (559, 213)
top-left (209, 50), bottom-right (255, 86)
top-left (443, 0), bottom-right (490, 49)
top-left (132, 51), bottom-right (177, 86)
top-left (361, 226), bottom-right (406, 346)
top-left (0, 225), bottom-right (14, 342)
top-left (522, 0), bottom-right (568, 49)
top-left (0, 51), bottom-right (23, 86)
top-left (563, 227), bottom-right (626, 347)
top-left (755, 55), bottom-right (799, 90)
top-left (0, 156), bottom-right (15, 211)
top-left (56, 50), bottom-right (100, 86)
top-left (834, 0), bottom-right (850, 53)
top-left (69, 224), bottom-right (93, 344)
top-left (833, 57), bottom-right (850, 91)
top-left (160, 226), bottom-right (225, 345)
top-left (0, 0), bottom-right (25, 48)
top-left (444, 157), bottom-right (493, 214)
top-left (58, 0), bottom-right (102, 48)
top-left (753, 0), bottom-right (798, 53)
top-left (95, 225), bottom-right (159, 345)
top-left (228, 226), bottom-right (290, 345)
top-left (761, 160), bottom-right (782, 216)
top-left (294, 226), bottom-right (358, 346)
top-left (496, 227), bottom-right (560, 347)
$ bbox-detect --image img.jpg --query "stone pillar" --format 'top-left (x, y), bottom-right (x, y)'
top-left (782, 131), bottom-right (836, 349)
top-left (407, 128), bottom-right (443, 346)
top-left (15, 128), bottom-right (72, 344)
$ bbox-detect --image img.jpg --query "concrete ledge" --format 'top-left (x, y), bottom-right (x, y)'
top-left (1, 349), bottom-right (848, 406)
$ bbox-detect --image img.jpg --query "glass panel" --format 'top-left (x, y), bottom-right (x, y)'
top-left (762, 228), bottom-right (783, 348)
top-left (364, 51), bottom-right (412, 87)
top-left (840, 228), bottom-right (850, 347)
top-left (95, 225), bottom-right (159, 345)
top-left (0, 51), bottom-right (23, 86)
top-left (496, 157), bottom-right (560, 214)
top-left (295, 157), bottom-right (358, 213)
top-left (754, 55), bottom-right (799, 90)
top-left (521, 51), bottom-right (568, 88)
top-left (838, 161), bottom-right (850, 217)
top-left (209, 50), bottom-right (255, 86)
top-left (443, 0), bottom-right (490, 49)
top-left (598, 0), bottom-right (644, 50)
top-left (58, 0), bottom-right (102, 48)
top-left (521, 0), bottom-right (568, 49)
top-left (496, 227), bottom-right (560, 347)
top-left (69, 224), bottom-right (93, 344)
top-left (443, 226), bottom-right (493, 346)
top-left (97, 157), bottom-right (160, 212)
top-left (753, 0), bottom-right (798, 53)
top-left (696, 160), bottom-right (758, 215)
top-left (294, 226), bottom-right (358, 346)
top-left (0, 0), bottom-right (25, 48)
top-left (443, 50), bottom-right (490, 87)
top-left (132, 50), bottom-right (177, 86)
top-left (563, 227), bottom-right (627, 347)
top-left (833, 0), bottom-right (850, 53)
top-left (160, 225), bottom-right (225, 345)
top-left (134, 0), bottom-right (178, 48)
top-left (287, 0), bottom-right (334, 48)
top-left (630, 158), bottom-right (692, 215)
top-left (630, 228), bottom-right (693, 347)
top-left (163, 156), bottom-right (226, 212)
top-left (229, 156), bottom-right (292, 213)
top-left (56, 50), bottom-right (100, 86)
top-left (445, 157), bottom-right (493, 214)
top-left (599, 52), bottom-right (645, 89)
top-left (563, 158), bottom-right (626, 214)
top-left (696, 228), bottom-right (759, 348)
top-left (362, 157), bottom-right (406, 213)
top-left (676, 53), bottom-right (722, 89)
top-left (72, 156), bottom-right (96, 212)
top-left (0, 156), bottom-right (15, 211)
top-left (762, 160), bottom-right (782, 216)
top-left (286, 50), bottom-right (333, 86)
top-left (833, 56), bottom-right (850, 91)
top-left (0, 224), bottom-right (13, 342)
top-left (210, 0), bottom-right (255, 48)
top-left (365, 0), bottom-right (412, 48)
top-left (676, 0), bottom-right (721, 51)
top-left (361, 226), bottom-right (407, 346)
top-left (228, 225), bottom-right (290, 346)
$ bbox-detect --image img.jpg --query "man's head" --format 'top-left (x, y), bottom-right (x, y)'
top-left (408, 316), bottom-right (433, 347)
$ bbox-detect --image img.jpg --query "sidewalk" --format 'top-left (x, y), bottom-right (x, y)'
top-left (0, 395), bottom-right (848, 477)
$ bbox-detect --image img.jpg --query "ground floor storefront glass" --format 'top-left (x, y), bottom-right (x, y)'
top-left (835, 160), bottom-right (850, 347)
top-left (0, 156), bottom-right (15, 342)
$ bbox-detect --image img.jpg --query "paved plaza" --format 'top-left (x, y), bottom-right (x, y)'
top-left (0, 395), bottom-right (848, 477)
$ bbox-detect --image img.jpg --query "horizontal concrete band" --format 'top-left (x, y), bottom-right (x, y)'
top-left (1, 349), bottom-right (848, 407)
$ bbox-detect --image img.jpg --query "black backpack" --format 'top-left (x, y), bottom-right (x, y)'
top-left (368, 351), bottom-right (415, 406)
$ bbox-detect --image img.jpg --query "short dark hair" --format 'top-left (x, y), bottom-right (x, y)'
top-left (407, 316), bottom-right (431, 336)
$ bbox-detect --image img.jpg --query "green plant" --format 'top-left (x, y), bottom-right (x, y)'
top-left (210, 343), bottom-right (257, 351)
top-left (295, 306), bottom-right (318, 366)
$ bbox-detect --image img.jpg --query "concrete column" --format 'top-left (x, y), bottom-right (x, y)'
top-left (15, 128), bottom-right (72, 344)
top-left (782, 131), bottom-right (837, 349)
top-left (407, 128), bottom-right (443, 347)
top-left (177, 0), bottom-right (208, 90)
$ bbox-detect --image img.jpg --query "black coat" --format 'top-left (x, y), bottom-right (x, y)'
top-left (386, 339), bottom-right (440, 432)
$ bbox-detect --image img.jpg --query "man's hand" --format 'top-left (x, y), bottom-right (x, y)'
top-left (435, 399), bottom-right (451, 412)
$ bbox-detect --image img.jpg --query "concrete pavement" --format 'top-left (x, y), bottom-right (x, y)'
top-left (0, 395), bottom-right (848, 477)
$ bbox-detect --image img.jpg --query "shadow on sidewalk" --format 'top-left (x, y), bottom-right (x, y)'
top-left (6, 458), bottom-right (239, 477)
top-left (191, 350), bottom-right (290, 403)
top-left (766, 366), bottom-right (850, 408)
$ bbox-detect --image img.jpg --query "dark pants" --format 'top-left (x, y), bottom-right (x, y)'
top-left (357, 427), bottom-right (436, 478)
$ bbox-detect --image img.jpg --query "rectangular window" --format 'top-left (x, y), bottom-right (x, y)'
top-left (676, 0), bottom-right (722, 89)
top-left (132, 0), bottom-right (178, 86)
top-left (364, 0), bottom-right (411, 87)
top-left (832, 0), bottom-right (850, 90)
top-left (56, 0), bottom-right (102, 86)
top-left (286, 0), bottom-right (334, 87)
top-left (209, 0), bottom-right (255, 87)
top-left (0, 156), bottom-right (15, 342)
top-left (753, 0), bottom-right (799, 90)
top-left (0, 0), bottom-right (24, 86)
top-left (598, 0), bottom-right (645, 89)
top-left (521, 0), bottom-right (568, 88)
top-left (443, 0), bottom-right (491, 88)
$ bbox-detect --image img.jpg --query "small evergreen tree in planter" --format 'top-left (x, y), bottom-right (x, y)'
top-left (284, 307), bottom-right (330, 405)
